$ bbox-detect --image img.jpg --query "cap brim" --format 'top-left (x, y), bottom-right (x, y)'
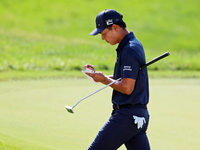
top-left (90, 28), bottom-right (106, 36)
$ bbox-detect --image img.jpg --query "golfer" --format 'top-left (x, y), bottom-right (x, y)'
top-left (85, 9), bottom-right (150, 150)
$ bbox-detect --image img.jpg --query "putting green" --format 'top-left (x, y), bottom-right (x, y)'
top-left (0, 78), bottom-right (199, 150)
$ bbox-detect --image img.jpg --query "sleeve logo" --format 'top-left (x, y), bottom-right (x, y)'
top-left (123, 66), bottom-right (132, 71)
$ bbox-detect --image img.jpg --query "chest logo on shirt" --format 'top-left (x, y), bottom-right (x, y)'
top-left (123, 66), bottom-right (132, 71)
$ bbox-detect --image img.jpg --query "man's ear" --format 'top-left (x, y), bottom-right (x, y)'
top-left (112, 24), bottom-right (119, 32)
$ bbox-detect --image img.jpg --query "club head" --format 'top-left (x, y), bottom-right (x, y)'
top-left (65, 105), bottom-right (74, 114)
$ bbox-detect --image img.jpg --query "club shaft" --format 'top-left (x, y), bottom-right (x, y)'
top-left (140, 52), bottom-right (170, 70)
top-left (72, 77), bottom-right (122, 108)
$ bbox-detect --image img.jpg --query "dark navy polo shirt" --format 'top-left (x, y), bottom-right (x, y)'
top-left (112, 32), bottom-right (149, 106)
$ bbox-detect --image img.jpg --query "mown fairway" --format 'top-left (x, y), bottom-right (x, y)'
top-left (0, 78), bottom-right (199, 150)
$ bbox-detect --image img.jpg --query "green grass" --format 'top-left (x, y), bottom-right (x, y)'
top-left (0, 0), bottom-right (200, 76)
top-left (0, 142), bottom-right (21, 150)
top-left (0, 78), bottom-right (200, 149)
top-left (0, 2), bottom-right (199, 149)
top-left (0, 70), bottom-right (200, 82)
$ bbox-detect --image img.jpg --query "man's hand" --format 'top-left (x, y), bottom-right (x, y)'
top-left (83, 64), bottom-right (106, 83)
top-left (86, 71), bottom-right (106, 83)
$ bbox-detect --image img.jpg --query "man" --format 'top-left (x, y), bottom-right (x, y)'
top-left (85, 9), bottom-right (150, 150)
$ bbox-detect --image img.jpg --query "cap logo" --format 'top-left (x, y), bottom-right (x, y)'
top-left (106, 19), bottom-right (113, 25)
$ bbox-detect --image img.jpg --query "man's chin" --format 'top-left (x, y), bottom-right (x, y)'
top-left (106, 41), bottom-right (117, 45)
top-left (110, 43), bottom-right (117, 45)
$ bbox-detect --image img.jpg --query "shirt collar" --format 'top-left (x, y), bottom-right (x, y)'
top-left (116, 31), bottom-right (135, 52)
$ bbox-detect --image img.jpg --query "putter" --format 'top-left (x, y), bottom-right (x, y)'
top-left (65, 52), bottom-right (170, 114)
top-left (65, 77), bottom-right (122, 113)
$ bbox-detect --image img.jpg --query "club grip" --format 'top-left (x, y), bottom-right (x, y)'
top-left (140, 52), bottom-right (170, 70)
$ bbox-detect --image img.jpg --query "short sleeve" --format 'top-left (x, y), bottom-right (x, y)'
top-left (121, 48), bottom-right (140, 80)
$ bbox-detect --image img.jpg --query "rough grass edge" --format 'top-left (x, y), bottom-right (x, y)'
top-left (0, 70), bottom-right (199, 81)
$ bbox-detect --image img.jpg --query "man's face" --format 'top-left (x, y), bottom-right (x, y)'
top-left (100, 26), bottom-right (118, 45)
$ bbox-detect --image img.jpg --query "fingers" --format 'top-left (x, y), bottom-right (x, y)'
top-left (87, 72), bottom-right (105, 82)
top-left (84, 64), bottom-right (96, 72)
top-left (84, 64), bottom-right (94, 69)
top-left (85, 72), bottom-right (94, 77)
top-left (85, 71), bottom-right (101, 77)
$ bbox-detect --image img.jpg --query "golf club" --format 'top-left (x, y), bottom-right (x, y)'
top-left (65, 77), bottom-right (122, 113)
top-left (65, 51), bottom-right (170, 114)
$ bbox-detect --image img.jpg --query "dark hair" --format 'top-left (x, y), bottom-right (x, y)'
top-left (107, 21), bottom-right (127, 30)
